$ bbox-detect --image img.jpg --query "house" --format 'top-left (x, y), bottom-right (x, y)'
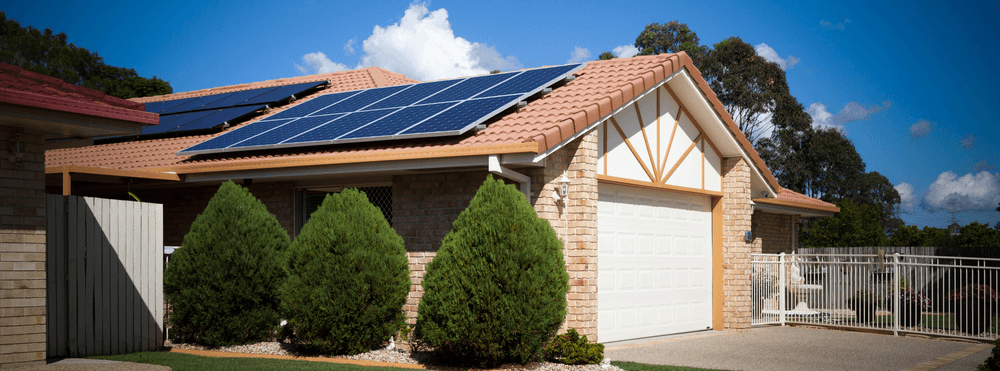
top-left (0, 63), bottom-right (155, 367)
top-left (45, 53), bottom-right (838, 344)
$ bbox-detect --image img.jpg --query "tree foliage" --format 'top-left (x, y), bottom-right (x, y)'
top-left (280, 189), bottom-right (410, 355)
top-left (0, 11), bottom-right (172, 99)
top-left (164, 181), bottom-right (289, 347)
top-left (802, 200), bottom-right (887, 247)
top-left (598, 51), bottom-right (616, 60)
top-left (414, 175), bottom-right (569, 367)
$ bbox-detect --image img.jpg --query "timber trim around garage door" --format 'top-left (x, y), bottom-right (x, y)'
top-left (596, 182), bottom-right (722, 342)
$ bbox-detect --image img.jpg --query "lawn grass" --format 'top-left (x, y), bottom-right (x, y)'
top-left (612, 360), bottom-right (728, 371)
top-left (89, 351), bottom-right (418, 371)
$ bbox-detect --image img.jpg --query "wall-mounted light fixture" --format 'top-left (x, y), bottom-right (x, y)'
top-left (553, 175), bottom-right (571, 204)
top-left (7, 139), bottom-right (28, 163)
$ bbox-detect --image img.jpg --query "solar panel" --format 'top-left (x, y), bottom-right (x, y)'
top-left (138, 80), bottom-right (329, 136)
top-left (179, 63), bottom-right (585, 155)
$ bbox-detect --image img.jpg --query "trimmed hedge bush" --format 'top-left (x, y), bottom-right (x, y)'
top-left (414, 175), bottom-right (569, 367)
top-left (281, 189), bottom-right (410, 355)
top-left (164, 181), bottom-right (289, 347)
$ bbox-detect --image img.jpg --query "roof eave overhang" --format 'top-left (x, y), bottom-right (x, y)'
top-left (753, 197), bottom-right (840, 218)
top-left (1, 102), bottom-right (149, 140)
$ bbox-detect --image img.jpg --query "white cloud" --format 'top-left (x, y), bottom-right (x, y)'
top-left (895, 182), bottom-right (918, 213)
top-left (344, 39), bottom-right (356, 55)
top-left (807, 101), bottom-right (891, 132)
top-left (923, 171), bottom-right (1000, 212)
top-left (612, 44), bottom-right (640, 58)
top-left (820, 18), bottom-right (852, 30)
top-left (356, 4), bottom-right (521, 80)
top-left (961, 134), bottom-right (975, 149)
top-left (568, 46), bottom-right (591, 63)
top-left (806, 102), bottom-right (844, 132)
top-left (295, 52), bottom-right (350, 74)
top-left (909, 119), bottom-right (935, 138)
top-left (973, 159), bottom-right (996, 172)
top-left (296, 4), bottom-right (522, 80)
top-left (754, 43), bottom-right (800, 70)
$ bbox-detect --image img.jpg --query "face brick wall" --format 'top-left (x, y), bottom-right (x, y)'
top-left (0, 126), bottom-right (47, 367)
top-left (720, 157), bottom-right (759, 331)
top-left (754, 211), bottom-right (795, 254)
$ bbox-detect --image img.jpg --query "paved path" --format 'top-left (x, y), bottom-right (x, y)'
top-left (16, 358), bottom-right (169, 371)
top-left (605, 326), bottom-right (992, 371)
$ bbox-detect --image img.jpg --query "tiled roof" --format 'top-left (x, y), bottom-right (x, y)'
top-left (45, 54), bottom-right (778, 195)
top-left (0, 63), bottom-right (156, 125)
top-left (755, 188), bottom-right (840, 213)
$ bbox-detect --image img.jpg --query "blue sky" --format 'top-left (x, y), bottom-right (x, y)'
top-left (6, 0), bottom-right (998, 228)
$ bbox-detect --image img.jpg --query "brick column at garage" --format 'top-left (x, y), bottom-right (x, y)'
top-left (529, 130), bottom-right (599, 340)
top-left (720, 157), bottom-right (759, 331)
top-left (0, 127), bottom-right (47, 367)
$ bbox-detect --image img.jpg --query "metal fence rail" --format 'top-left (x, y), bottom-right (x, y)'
top-left (751, 252), bottom-right (1000, 341)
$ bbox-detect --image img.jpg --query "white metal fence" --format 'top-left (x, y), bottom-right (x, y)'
top-left (752, 252), bottom-right (1000, 341)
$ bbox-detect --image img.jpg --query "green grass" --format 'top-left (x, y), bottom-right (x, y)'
top-left (89, 351), bottom-right (418, 371)
top-left (613, 360), bottom-right (728, 371)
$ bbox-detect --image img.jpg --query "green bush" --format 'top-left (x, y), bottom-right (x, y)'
top-left (164, 181), bottom-right (289, 347)
top-left (544, 329), bottom-right (605, 365)
top-left (413, 175), bottom-right (569, 367)
top-left (281, 189), bottom-right (410, 355)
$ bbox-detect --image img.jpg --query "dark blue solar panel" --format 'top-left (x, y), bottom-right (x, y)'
top-left (339, 102), bottom-right (458, 141)
top-left (242, 81), bottom-right (327, 106)
top-left (283, 109), bottom-right (397, 145)
top-left (238, 115), bottom-right (349, 148)
top-left (418, 72), bottom-right (516, 104)
top-left (143, 111), bottom-right (217, 135)
top-left (142, 101), bottom-right (166, 112)
top-left (182, 119), bottom-right (295, 154)
top-left (168, 105), bottom-right (266, 132)
top-left (399, 95), bottom-right (518, 136)
top-left (160, 94), bottom-right (233, 115)
top-left (198, 87), bottom-right (280, 110)
top-left (476, 64), bottom-right (580, 97)
top-left (150, 97), bottom-right (199, 114)
top-left (311, 85), bottom-right (410, 115)
top-left (263, 91), bottom-right (362, 121)
top-left (365, 80), bottom-right (460, 110)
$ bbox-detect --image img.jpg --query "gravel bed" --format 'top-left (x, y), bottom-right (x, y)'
top-left (165, 340), bottom-right (625, 371)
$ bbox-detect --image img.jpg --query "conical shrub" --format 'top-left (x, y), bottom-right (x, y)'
top-left (281, 189), bottom-right (410, 355)
top-left (164, 180), bottom-right (289, 346)
top-left (414, 175), bottom-right (569, 367)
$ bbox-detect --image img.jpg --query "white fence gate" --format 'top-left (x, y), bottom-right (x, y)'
top-left (752, 252), bottom-right (1000, 341)
top-left (46, 195), bottom-right (164, 357)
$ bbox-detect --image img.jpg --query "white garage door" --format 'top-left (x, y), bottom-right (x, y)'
top-left (597, 183), bottom-right (713, 343)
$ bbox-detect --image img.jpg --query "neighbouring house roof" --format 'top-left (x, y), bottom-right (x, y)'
top-left (0, 63), bottom-right (157, 128)
top-left (44, 53), bottom-right (835, 215)
top-left (754, 188), bottom-right (840, 217)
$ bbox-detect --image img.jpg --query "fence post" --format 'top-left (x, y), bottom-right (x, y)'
top-left (892, 253), bottom-right (900, 336)
top-left (779, 252), bottom-right (786, 326)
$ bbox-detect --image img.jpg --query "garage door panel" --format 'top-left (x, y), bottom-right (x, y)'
top-left (598, 183), bottom-right (712, 342)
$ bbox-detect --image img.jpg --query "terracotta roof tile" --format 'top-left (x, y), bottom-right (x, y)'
top-left (775, 188), bottom-right (839, 210)
top-left (0, 63), bottom-right (155, 125)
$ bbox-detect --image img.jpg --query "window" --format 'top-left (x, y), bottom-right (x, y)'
top-left (294, 185), bottom-right (392, 235)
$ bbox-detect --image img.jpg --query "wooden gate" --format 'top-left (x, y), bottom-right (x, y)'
top-left (45, 195), bottom-right (163, 357)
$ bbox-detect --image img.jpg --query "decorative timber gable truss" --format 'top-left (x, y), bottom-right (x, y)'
top-left (597, 74), bottom-right (725, 197)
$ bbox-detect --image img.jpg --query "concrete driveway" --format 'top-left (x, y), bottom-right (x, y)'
top-left (605, 326), bottom-right (993, 371)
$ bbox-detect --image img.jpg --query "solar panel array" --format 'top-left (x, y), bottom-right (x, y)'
top-left (178, 63), bottom-right (585, 155)
top-left (140, 81), bottom-right (327, 136)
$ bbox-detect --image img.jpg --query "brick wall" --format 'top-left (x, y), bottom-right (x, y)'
top-left (754, 211), bottom-right (794, 254)
top-left (0, 126), bottom-right (47, 367)
top-left (142, 181), bottom-right (295, 246)
top-left (720, 157), bottom-right (759, 331)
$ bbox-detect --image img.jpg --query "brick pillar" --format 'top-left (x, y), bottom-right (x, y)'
top-left (529, 130), bottom-right (599, 340)
top-left (721, 157), bottom-right (758, 331)
top-left (0, 127), bottom-right (47, 367)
